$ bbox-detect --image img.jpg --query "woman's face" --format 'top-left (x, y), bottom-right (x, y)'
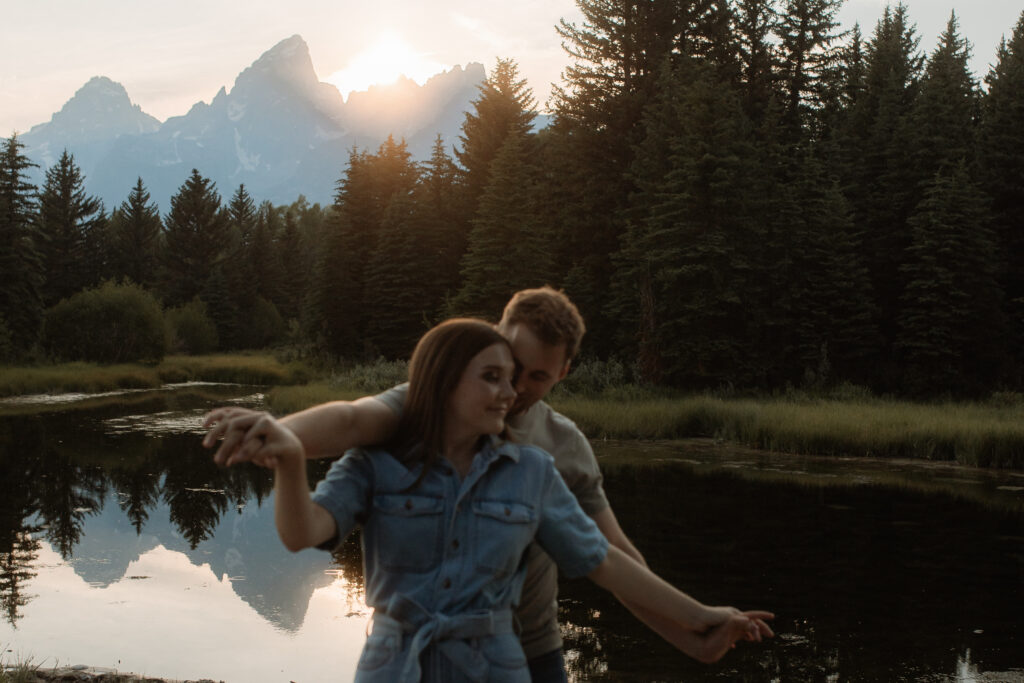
top-left (446, 342), bottom-right (517, 438)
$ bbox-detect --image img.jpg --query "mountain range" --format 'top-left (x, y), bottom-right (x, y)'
top-left (19, 35), bottom-right (489, 212)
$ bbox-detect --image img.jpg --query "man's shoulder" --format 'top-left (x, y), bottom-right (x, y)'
top-left (509, 401), bottom-right (590, 461)
top-left (518, 400), bottom-right (585, 437)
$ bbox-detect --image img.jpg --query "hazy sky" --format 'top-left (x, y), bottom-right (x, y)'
top-left (2, 1), bottom-right (1021, 135)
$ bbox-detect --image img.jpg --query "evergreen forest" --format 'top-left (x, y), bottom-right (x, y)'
top-left (2, 1), bottom-right (1024, 399)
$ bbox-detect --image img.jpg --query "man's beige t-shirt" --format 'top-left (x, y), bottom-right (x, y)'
top-left (374, 384), bottom-right (609, 659)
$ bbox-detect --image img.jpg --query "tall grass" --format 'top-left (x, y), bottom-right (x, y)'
top-left (265, 359), bottom-right (408, 415)
top-left (0, 649), bottom-right (41, 683)
top-left (0, 353), bottom-right (311, 398)
top-left (552, 394), bottom-right (1024, 468)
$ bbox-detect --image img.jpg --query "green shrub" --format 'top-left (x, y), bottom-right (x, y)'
top-left (42, 281), bottom-right (166, 363)
top-left (239, 296), bottom-right (285, 348)
top-left (553, 357), bottom-right (631, 397)
top-left (331, 358), bottom-right (409, 393)
top-left (166, 299), bottom-right (219, 355)
top-left (0, 312), bottom-right (13, 363)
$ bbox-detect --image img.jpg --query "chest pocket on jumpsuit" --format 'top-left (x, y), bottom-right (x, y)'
top-left (370, 494), bottom-right (445, 572)
top-left (473, 500), bottom-right (536, 580)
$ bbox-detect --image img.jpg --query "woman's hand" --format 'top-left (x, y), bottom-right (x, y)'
top-left (203, 408), bottom-right (304, 469)
top-left (694, 611), bottom-right (775, 663)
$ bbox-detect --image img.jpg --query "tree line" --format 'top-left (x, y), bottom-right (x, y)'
top-left (2, 1), bottom-right (1023, 398)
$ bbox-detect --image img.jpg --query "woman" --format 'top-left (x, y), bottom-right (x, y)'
top-left (226, 319), bottom-right (772, 682)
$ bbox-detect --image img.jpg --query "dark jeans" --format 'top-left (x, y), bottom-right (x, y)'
top-left (528, 648), bottom-right (568, 683)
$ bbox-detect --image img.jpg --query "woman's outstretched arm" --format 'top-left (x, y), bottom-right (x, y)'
top-left (248, 414), bottom-right (338, 552)
top-left (587, 545), bottom-right (774, 641)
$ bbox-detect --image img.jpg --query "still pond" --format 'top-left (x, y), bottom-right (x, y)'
top-left (0, 383), bottom-right (1021, 682)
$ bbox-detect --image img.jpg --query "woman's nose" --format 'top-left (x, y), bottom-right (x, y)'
top-left (501, 379), bottom-right (516, 400)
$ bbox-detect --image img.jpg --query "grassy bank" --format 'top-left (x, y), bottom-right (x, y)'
top-left (266, 381), bottom-right (1024, 469)
top-left (0, 353), bottom-right (311, 398)
top-left (552, 394), bottom-right (1024, 468)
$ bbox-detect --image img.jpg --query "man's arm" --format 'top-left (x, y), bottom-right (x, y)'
top-left (203, 397), bottom-right (399, 467)
top-left (591, 507), bottom-right (767, 663)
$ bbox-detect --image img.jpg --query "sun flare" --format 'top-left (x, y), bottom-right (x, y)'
top-left (327, 33), bottom-right (450, 99)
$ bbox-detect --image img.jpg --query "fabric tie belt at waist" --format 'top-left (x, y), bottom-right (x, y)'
top-left (372, 593), bottom-right (516, 682)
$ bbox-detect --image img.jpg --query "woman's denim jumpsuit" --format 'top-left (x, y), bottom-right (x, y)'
top-left (311, 436), bottom-right (609, 682)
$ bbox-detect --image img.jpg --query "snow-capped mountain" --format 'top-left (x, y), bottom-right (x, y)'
top-left (19, 36), bottom-right (486, 211)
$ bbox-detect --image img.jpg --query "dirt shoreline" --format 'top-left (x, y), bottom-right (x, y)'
top-left (8, 665), bottom-right (223, 683)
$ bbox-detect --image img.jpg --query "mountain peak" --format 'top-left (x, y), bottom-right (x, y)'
top-left (77, 76), bottom-right (131, 100)
top-left (260, 34), bottom-right (307, 62)
top-left (242, 35), bottom-right (314, 82)
top-left (23, 75), bottom-right (160, 148)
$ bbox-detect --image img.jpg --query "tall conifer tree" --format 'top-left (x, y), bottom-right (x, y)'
top-left (161, 169), bottom-right (228, 307)
top-left (457, 59), bottom-right (536, 208)
top-left (843, 4), bottom-right (923, 380)
top-left (614, 60), bottom-right (760, 386)
top-left (36, 151), bottom-right (105, 306)
top-left (897, 164), bottom-right (1004, 395)
top-left (909, 13), bottom-right (980, 186)
top-left (774, 0), bottom-right (847, 137)
top-left (451, 132), bottom-right (552, 320)
top-left (979, 11), bottom-right (1024, 379)
top-left (0, 135), bottom-right (43, 352)
top-left (109, 178), bottom-right (162, 290)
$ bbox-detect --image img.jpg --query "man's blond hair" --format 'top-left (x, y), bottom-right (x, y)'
top-left (499, 286), bottom-right (586, 361)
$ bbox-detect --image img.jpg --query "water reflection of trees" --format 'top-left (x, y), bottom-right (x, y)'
top-left (558, 461), bottom-right (1024, 681)
top-left (0, 413), bottom-right (295, 625)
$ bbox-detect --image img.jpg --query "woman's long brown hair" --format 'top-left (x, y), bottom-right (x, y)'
top-left (390, 318), bottom-right (509, 489)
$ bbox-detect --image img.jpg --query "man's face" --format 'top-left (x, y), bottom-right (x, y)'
top-left (499, 322), bottom-right (570, 416)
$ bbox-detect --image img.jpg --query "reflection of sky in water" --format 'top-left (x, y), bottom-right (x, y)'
top-left (0, 382), bottom-right (258, 407)
top-left (101, 390), bottom-right (265, 435)
top-left (0, 543), bottom-right (369, 682)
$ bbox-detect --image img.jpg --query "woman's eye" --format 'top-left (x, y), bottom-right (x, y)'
top-left (483, 372), bottom-right (498, 382)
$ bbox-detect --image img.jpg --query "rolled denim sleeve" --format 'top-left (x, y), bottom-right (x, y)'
top-left (310, 448), bottom-right (374, 550)
top-left (534, 456), bottom-right (609, 578)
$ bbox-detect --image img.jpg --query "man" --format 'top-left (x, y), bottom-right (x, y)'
top-left (204, 286), bottom-right (769, 680)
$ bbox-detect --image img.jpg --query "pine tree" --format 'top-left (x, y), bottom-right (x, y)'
top-left (417, 135), bottom-right (470, 318)
top-left (979, 11), bottom-right (1024, 381)
top-left (451, 132), bottom-right (553, 320)
top-left (35, 150), bottom-right (104, 306)
top-left (457, 58), bottom-right (536, 206)
top-left (773, 0), bottom-right (847, 137)
top-left (250, 201), bottom-right (285, 310)
top-left (897, 164), bottom-right (1005, 395)
top-left (785, 150), bottom-right (879, 385)
top-left (0, 135), bottom-right (43, 352)
top-left (908, 12), bottom-right (980, 186)
top-left (613, 60), bottom-right (760, 387)
top-left (161, 169), bottom-right (229, 307)
top-left (735, 0), bottom-right (780, 124)
top-left (313, 140), bottom-right (419, 357)
top-left (108, 177), bottom-right (162, 290)
top-left (219, 184), bottom-right (259, 348)
top-left (842, 4), bottom-right (924, 382)
top-left (365, 192), bottom-right (432, 358)
top-left (277, 208), bottom-right (307, 318)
